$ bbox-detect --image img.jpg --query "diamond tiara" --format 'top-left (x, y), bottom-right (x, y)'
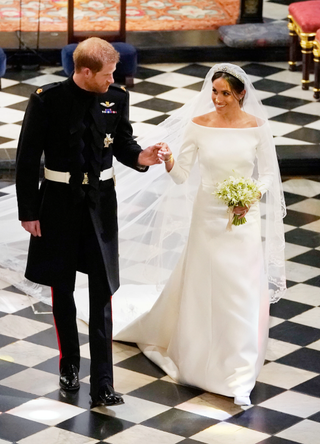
top-left (215, 66), bottom-right (245, 85)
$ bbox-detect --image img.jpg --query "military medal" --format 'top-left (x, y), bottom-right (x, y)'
top-left (101, 101), bottom-right (117, 114)
top-left (104, 134), bottom-right (114, 148)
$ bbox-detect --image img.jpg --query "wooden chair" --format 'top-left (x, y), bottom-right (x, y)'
top-left (288, 0), bottom-right (320, 90)
top-left (313, 29), bottom-right (320, 99)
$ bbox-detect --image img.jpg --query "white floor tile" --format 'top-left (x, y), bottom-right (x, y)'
top-left (293, 102), bottom-right (320, 116)
top-left (269, 316), bottom-right (285, 328)
top-left (260, 391), bottom-right (320, 418)
top-left (284, 243), bottom-right (310, 260)
top-left (191, 422), bottom-right (268, 444)
top-left (113, 343), bottom-right (140, 365)
top-left (0, 339), bottom-right (58, 367)
top-left (0, 367), bottom-right (58, 396)
top-left (263, 105), bottom-right (288, 119)
top-left (1, 79), bottom-right (19, 89)
top-left (307, 339), bottom-right (320, 351)
top-left (257, 362), bottom-right (317, 389)
top-left (128, 91), bottom-right (153, 105)
top-left (277, 419), bottom-right (320, 444)
top-left (274, 137), bottom-right (313, 146)
top-left (22, 74), bottom-right (67, 86)
top-left (107, 424), bottom-right (182, 444)
top-left (0, 107), bottom-right (24, 124)
top-left (132, 122), bottom-right (158, 137)
top-left (0, 92), bottom-right (27, 107)
top-left (269, 120), bottom-right (300, 137)
top-left (93, 394), bottom-right (170, 422)
top-left (305, 120), bottom-right (320, 131)
top-left (285, 261), bottom-right (320, 283)
top-left (17, 426), bottom-right (98, 444)
top-left (301, 219), bottom-right (320, 232)
top-left (0, 139), bottom-right (19, 149)
top-left (282, 179), bottom-right (320, 198)
top-left (139, 63), bottom-right (188, 72)
top-left (283, 283), bottom-right (320, 306)
top-left (290, 307), bottom-right (320, 329)
top-left (288, 198), bottom-right (320, 216)
top-left (0, 123), bottom-right (22, 139)
top-left (146, 72), bottom-right (203, 88)
top-left (129, 106), bottom-right (162, 122)
top-left (8, 397), bottom-right (86, 426)
top-left (113, 366), bottom-right (156, 393)
top-left (0, 314), bottom-right (52, 339)
top-left (176, 392), bottom-right (243, 421)
top-left (265, 338), bottom-right (301, 362)
top-left (156, 87), bottom-right (199, 104)
top-left (266, 70), bottom-right (306, 86)
top-left (279, 85), bottom-right (315, 101)
top-left (0, 290), bottom-right (36, 313)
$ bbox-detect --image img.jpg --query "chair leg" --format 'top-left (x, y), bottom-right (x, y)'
top-left (300, 35), bottom-right (314, 90)
top-left (289, 30), bottom-right (299, 72)
top-left (125, 76), bottom-right (134, 88)
top-left (314, 53), bottom-right (320, 100)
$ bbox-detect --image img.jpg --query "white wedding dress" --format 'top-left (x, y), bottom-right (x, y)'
top-left (114, 121), bottom-right (273, 400)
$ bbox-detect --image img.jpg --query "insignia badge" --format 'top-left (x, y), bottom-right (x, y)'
top-left (104, 134), bottom-right (114, 148)
top-left (100, 101), bottom-right (115, 108)
top-left (36, 88), bottom-right (43, 94)
top-left (101, 101), bottom-right (117, 114)
top-left (121, 86), bottom-right (126, 91)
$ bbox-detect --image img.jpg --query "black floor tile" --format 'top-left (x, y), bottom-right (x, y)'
top-left (176, 439), bottom-right (206, 444)
top-left (0, 413), bottom-right (47, 442)
top-left (284, 128), bottom-right (320, 144)
top-left (309, 411), bottom-right (320, 422)
top-left (3, 284), bottom-right (27, 295)
top-left (292, 375), bottom-right (320, 398)
top-left (2, 83), bottom-right (37, 97)
top-left (262, 96), bottom-right (310, 110)
top-left (285, 228), bottom-right (320, 248)
top-left (128, 380), bottom-right (203, 407)
top-left (4, 69), bottom-right (43, 81)
top-left (0, 385), bottom-right (38, 412)
top-left (269, 321), bottom-right (320, 346)
top-left (135, 66), bottom-right (164, 79)
top-left (142, 408), bottom-right (218, 437)
top-left (0, 136), bottom-right (13, 145)
top-left (290, 249), bottom-right (320, 268)
top-left (284, 192), bottom-right (307, 207)
top-left (185, 81), bottom-right (203, 91)
top-left (250, 382), bottom-right (286, 404)
top-left (270, 111), bottom-right (320, 126)
top-left (277, 348), bottom-right (320, 373)
top-left (253, 79), bottom-right (296, 94)
top-left (131, 81), bottom-right (172, 96)
top-left (241, 63), bottom-right (284, 77)
top-left (46, 383), bottom-right (92, 409)
top-left (283, 210), bottom-right (319, 228)
top-left (0, 359), bottom-right (28, 380)
top-left (286, 280), bottom-right (298, 288)
top-left (269, 299), bottom-right (313, 319)
top-left (115, 349), bottom-right (166, 378)
top-left (57, 410), bottom-right (134, 440)
top-left (7, 101), bottom-right (29, 111)
top-left (174, 64), bottom-right (210, 78)
top-left (25, 328), bottom-right (60, 349)
top-left (303, 275), bottom-right (320, 287)
top-left (144, 114), bottom-right (170, 125)
top-left (257, 436), bottom-right (301, 444)
top-left (0, 333), bottom-right (16, 348)
top-left (227, 406), bottom-right (301, 435)
top-left (15, 301), bottom-right (54, 324)
top-left (136, 98), bottom-right (183, 112)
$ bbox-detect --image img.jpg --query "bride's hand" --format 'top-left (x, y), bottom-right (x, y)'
top-left (157, 142), bottom-right (172, 162)
top-left (233, 205), bottom-right (249, 219)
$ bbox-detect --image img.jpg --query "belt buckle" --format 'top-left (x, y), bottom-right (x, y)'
top-left (82, 172), bottom-right (89, 185)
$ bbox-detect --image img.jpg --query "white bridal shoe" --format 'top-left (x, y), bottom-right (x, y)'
top-left (234, 395), bottom-right (251, 406)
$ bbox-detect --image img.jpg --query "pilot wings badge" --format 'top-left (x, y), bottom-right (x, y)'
top-left (100, 101), bottom-right (117, 114)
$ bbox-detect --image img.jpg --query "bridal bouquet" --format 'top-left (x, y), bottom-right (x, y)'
top-left (214, 176), bottom-right (261, 230)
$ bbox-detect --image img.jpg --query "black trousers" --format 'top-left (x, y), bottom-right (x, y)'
top-left (51, 201), bottom-right (113, 399)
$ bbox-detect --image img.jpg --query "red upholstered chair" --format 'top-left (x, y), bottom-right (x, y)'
top-left (288, 0), bottom-right (320, 90)
top-left (314, 29), bottom-right (320, 99)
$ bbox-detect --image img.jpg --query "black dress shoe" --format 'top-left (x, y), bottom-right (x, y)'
top-left (59, 364), bottom-right (80, 391)
top-left (91, 384), bottom-right (124, 408)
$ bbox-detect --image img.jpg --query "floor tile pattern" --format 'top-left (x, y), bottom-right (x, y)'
top-left (0, 58), bottom-right (320, 443)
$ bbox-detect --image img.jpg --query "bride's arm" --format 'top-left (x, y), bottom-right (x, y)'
top-left (159, 122), bottom-right (198, 184)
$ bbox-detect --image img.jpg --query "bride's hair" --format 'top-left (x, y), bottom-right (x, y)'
top-left (211, 72), bottom-right (245, 106)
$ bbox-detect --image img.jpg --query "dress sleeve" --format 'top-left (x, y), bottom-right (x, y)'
top-left (256, 125), bottom-right (275, 196)
top-left (169, 122), bottom-right (198, 184)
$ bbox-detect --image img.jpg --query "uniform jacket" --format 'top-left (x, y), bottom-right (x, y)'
top-left (16, 77), bottom-right (146, 294)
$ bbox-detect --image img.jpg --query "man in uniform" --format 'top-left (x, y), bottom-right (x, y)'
top-left (16, 37), bottom-right (162, 408)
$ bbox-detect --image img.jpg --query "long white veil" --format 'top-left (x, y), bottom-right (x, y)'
top-left (0, 63), bottom-right (286, 327)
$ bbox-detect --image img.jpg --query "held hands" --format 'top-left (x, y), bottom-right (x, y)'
top-left (157, 143), bottom-right (174, 172)
top-left (21, 220), bottom-right (41, 237)
top-left (138, 143), bottom-right (164, 166)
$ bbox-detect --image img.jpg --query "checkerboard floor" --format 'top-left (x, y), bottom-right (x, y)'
top-left (1, 57), bottom-right (320, 443)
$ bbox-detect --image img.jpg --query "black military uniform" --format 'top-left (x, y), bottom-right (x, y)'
top-left (16, 76), bottom-right (146, 403)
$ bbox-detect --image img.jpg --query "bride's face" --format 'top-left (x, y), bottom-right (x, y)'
top-left (211, 78), bottom-right (244, 113)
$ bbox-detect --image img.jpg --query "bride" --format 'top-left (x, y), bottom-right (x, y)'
top-left (0, 63), bottom-right (286, 407)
